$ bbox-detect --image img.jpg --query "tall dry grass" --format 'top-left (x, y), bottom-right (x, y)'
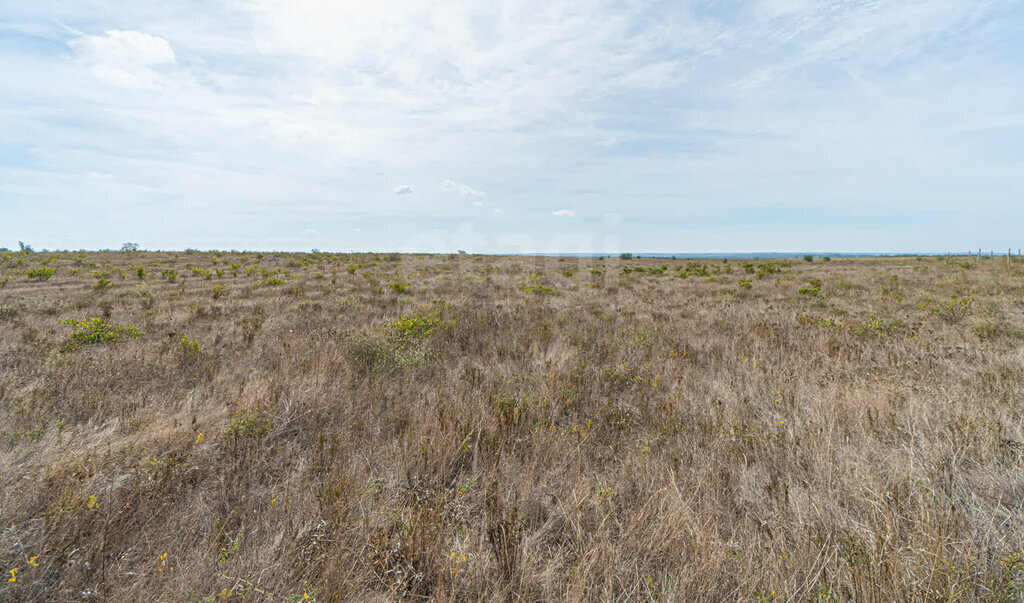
top-left (0, 250), bottom-right (1022, 600)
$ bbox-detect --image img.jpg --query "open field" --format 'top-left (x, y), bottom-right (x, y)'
top-left (1, 250), bottom-right (1022, 600)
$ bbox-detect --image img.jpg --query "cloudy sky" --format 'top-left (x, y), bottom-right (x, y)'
top-left (1, 1), bottom-right (1022, 253)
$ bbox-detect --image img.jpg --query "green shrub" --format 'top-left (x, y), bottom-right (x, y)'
top-left (495, 392), bottom-right (529, 426)
top-left (855, 313), bottom-right (900, 336)
top-left (738, 278), bottom-right (752, 290)
top-left (61, 317), bottom-right (142, 345)
top-left (755, 264), bottom-right (782, 279)
top-left (390, 282), bottom-right (412, 294)
top-left (225, 408), bottom-right (272, 440)
top-left (524, 284), bottom-right (556, 295)
top-left (803, 255), bottom-right (814, 262)
top-left (162, 268), bottom-right (178, 282)
top-left (179, 334), bottom-right (201, 356)
top-left (95, 277), bottom-right (113, 290)
top-left (796, 313), bottom-right (843, 330)
top-left (677, 263), bottom-right (709, 278)
top-left (391, 313), bottom-right (440, 340)
top-left (932, 292), bottom-right (974, 324)
top-left (972, 320), bottom-right (1003, 340)
top-left (352, 308), bottom-right (449, 376)
top-left (798, 278), bottom-right (822, 296)
top-left (212, 285), bottom-right (225, 299)
top-left (0, 275), bottom-right (10, 288)
top-left (263, 277), bottom-right (284, 286)
top-left (135, 266), bottom-right (146, 279)
top-left (880, 275), bottom-right (903, 303)
top-left (27, 265), bottom-right (55, 281)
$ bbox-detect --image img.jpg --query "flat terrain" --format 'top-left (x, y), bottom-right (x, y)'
top-left (1, 250), bottom-right (1022, 600)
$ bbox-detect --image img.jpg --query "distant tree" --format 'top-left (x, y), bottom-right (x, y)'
top-left (803, 254), bottom-right (814, 262)
top-left (822, 256), bottom-right (831, 262)
top-left (18, 241), bottom-right (33, 253)
top-left (619, 253), bottom-right (633, 260)
top-left (120, 242), bottom-right (141, 252)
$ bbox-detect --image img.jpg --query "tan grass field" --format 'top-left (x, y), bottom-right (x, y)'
top-left (0, 250), bottom-right (1022, 601)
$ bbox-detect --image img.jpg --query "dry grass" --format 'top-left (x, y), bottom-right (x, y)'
top-left (1, 249), bottom-right (1023, 601)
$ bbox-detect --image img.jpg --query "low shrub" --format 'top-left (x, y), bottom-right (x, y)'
top-left (61, 317), bottom-right (142, 345)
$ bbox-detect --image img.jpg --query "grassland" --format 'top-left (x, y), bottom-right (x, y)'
top-left (0, 249), bottom-right (1022, 600)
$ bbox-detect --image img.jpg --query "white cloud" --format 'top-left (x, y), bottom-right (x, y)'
top-left (552, 209), bottom-right (576, 218)
top-left (394, 185), bottom-right (414, 195)
top-left (3, 1), bottom-right (1022, 251)
top-left (441, 179), bottom-right (485, 196)
top-left (69, 30), bottom-right (175, 88)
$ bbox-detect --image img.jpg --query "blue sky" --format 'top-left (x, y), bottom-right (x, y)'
top-left (1, 0), bottom-right (1022, 253)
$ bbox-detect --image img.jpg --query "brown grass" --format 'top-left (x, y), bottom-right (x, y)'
top-left (1, 249), bottom-right (1022, 601)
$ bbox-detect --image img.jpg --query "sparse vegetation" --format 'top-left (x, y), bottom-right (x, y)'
top-left (1, 251), bottom-right (1022, 600)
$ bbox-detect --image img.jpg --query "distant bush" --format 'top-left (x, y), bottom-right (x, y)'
top-left (619, 253), bottom-right (633, 260)
top-left (803, 255), bottom-right (814, 262)
top-left (677, 263), bottom-right (709, 278)
top-left (755, 264), bottom-right (782, 279)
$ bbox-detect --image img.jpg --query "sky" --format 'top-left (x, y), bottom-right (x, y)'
top-left (1, 0), bottom-right (1022, 254)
